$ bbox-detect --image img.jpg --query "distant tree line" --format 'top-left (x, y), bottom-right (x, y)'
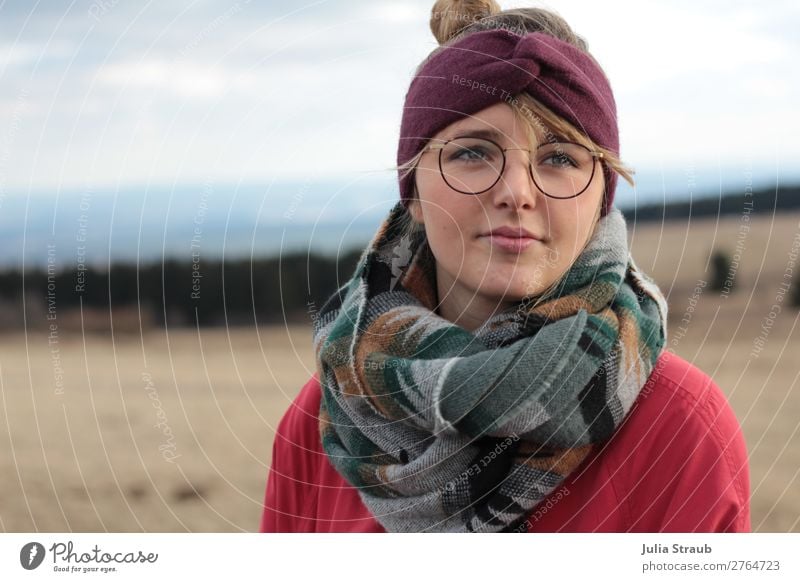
top-left (0, 250), bottom-right (362, 329)
top-left (2, 181), bottom-right (800, 330)
top-left (620, 184), bottom-right (800, 223)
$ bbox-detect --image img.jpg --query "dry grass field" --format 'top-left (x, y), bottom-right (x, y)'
top-left (1, 210), bottom-right (799, 532)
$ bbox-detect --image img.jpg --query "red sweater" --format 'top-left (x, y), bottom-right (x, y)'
top-left (259, 350), bottom-right (750, 533)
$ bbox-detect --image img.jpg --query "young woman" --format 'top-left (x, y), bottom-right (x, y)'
top-left (260, 0), bottom-right (750, 533)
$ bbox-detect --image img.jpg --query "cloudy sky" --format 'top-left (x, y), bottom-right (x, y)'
top-left (1, 0), bottom-right (798, 198)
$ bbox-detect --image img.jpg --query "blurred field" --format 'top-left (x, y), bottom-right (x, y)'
top-left (1, 210), bottom-right (799, 532)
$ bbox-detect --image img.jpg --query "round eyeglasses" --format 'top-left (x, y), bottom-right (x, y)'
top-left (422, 136), bottom-right (604, 198)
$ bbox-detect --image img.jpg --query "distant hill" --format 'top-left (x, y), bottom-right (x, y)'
top-left (620, 183), bottom-right (800, 223)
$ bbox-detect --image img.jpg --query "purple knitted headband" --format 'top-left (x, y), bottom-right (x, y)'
top-left (397, 29), bottom-right (619, 216)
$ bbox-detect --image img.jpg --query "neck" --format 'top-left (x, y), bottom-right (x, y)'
top-left (435, 270), bottom-right (514, 333)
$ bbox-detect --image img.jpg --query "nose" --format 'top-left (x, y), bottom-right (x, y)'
top-left (490, 149), bottom-right (540, 211)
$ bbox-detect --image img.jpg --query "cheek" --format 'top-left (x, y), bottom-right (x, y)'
top-left (545, 195), bottom-right (601, 266)
top-left (547, 204), bottom-right (581, 246)
top-left (415, 190), bottom-right (478, 272)
top-left (416, 173), bottom-right (472, 238)
top-left (414, 163), bottom-right (442, 198)
top-left (423, 203), bottom-right (470, 266)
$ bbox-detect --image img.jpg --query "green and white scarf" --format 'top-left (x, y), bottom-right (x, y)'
top-left (312, 201), bottom-right (668, 532)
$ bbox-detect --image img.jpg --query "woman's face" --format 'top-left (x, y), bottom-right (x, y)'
top-left (409, 101), bottom-right (605, 331)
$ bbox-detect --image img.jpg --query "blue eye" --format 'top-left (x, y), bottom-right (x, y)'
top-left (442, 137), bottom-right (503, 166)
top-left (541, 152), bottom-right (578, 168)
top-left (451, 146), bottom-right (491, 162)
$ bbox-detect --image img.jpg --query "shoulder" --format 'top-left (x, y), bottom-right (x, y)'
top-left (260, 374), bottom-right (325, 532)
top-left (633, 349), bottom-right (747, 470)
top-left (274, 373), bottom-right (324, 455)
top-left (639, 350), bottom-right (742, 441)
top-left (612, 350), bottom-right (751, 531)
top-left (644, 349), bottom-right (713, 395)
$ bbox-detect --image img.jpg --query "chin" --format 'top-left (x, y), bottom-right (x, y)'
top-left (478, 266), bottom-right (541, 292)
top-left (473, 283), bottom-right (532, 305)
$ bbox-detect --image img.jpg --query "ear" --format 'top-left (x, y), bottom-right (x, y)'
top-left (407, 196), bottom-right (424, 225)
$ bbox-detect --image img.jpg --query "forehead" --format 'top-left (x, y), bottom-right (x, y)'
top-left (437, 102), bottom-right (552, 143)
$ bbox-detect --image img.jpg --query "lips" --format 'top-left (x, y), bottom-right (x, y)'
top-left (478, 225), bottom-right (543, 253)
top-left (484, 225), bottom-right (542, 240)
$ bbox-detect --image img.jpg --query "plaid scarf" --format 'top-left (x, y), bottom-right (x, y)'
top-left (312, 201), bottom-right (668, 532)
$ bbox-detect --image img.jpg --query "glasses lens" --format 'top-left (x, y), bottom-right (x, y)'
top-left (531, 142), bottom-right (596, 198)
top-left (438, 137), bottom-right (503, 194)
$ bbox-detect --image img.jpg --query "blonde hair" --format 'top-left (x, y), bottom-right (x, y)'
top-left (394, 0), bottom-right (635, 305)
top-left (430, 0), bottom-right (588, 49)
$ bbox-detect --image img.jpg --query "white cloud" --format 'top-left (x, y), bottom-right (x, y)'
top-left (95, 59), bottom-right (236, 99)
top-left (0, 43), bottom-right (39, 69)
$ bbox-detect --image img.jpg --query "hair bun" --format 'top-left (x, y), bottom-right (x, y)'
top-left (430, 0), bottom-right (502, 45)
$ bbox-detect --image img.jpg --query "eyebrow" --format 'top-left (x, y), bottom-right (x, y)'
top-left (445, 127), bottom-right (569, 146)
top-left (446, 128), bottom-right (506, 141)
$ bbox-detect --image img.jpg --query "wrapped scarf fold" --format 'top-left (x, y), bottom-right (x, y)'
top-left (312, 201), bottom-right (668, 532)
